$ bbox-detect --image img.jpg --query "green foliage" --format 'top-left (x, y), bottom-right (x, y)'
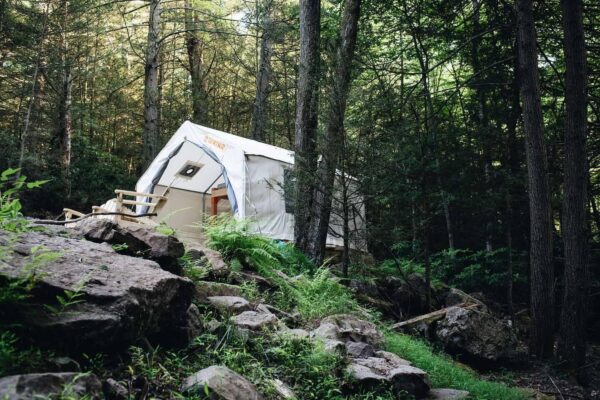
top-left (179, 252), bottom-right (209, 283)
top-left (205, 216), bottom-right (361, 321)
top-left (430, 248), bottom-right (527, 300)
top-left (123, 330), bottom-right (347, 399)
top-left (0, 168), bottom-right (47, 232)
top-left (0, 330), bottom-right (49, 376)
top-left (384, 332), bottom-right (529, 400)
top-left (286, 267), bottom-right (360, 321)
top-left (204, 215), bottom-right (312, 277)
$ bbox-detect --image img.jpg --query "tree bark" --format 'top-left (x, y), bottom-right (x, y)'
top-left (471, 0), bottom-right (493, 251)
top-left (55, 0), bottom-right (72, 195)
top-left (558, 0), bottom-right (589, 377)
top-left (143, 0), bottom-right (161, 169)
top-left (306, 0), bottom-right (361, 264)
top-left (293, 0), bottom-right (320, 252)
top-left (185, 0), bottom-right (207, 124)
top-left (250, 0), bottom-right (273, 142)
top-left (516, 0), bottom-right (555, 358)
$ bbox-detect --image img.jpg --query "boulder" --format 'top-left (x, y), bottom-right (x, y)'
top-left (230, 310), bottom-right (278, 331)
top-left (208, 296), bottom-right (252, 313)
top-left (276, 328), bottom-right (310, 341)
top-left (270, 378), bottom-right (297, 399)
top-left (427, 388), bottom-right (470, 399)
top-left (181, 365), bottom-right (264, 400)
top-left (347, 359), bottom-right (430, 399)
top-left (0, 372), bottom-right (103, 399)
top-left (435, 306), bottom-right (523, 364)
top-left (346, 341), bottom-right (375, 358)
top-left (75, 219), bottom-right (184, 273)
top-left (195, 281), bottom-right (242, 302)
top-left (0, 229), bottom-right (194, 352)
top-left (186, 245), bottom-right (229, 277)
top-left (103, 378), bottom-right (129, 400)
top-left (320, 314), bottom-right (384, 346)
top-left (48, 357), bottom-right (81, 372)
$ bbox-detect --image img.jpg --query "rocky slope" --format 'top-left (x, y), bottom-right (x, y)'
top-left (0, 221), bottom-right (529, 399)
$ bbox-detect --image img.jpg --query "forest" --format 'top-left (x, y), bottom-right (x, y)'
top-left (0, 0), bottom-right (599, 398)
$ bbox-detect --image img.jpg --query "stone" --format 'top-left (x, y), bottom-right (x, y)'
top-left (181, 365), bottom-right (264, 400)
top-left (186, 303), bottom-right (203, 338)
top-left (374, 350), bottom-right (412, 367)
top-left (208, 296), bottom-right (252, 313)
top-left (49, 356), bottom-right (81, 372)
top-left (231, 310), bottom-right (278, 331)
top-left (103, 378), bottom-right (129, 400)
top-left (186, 245), bottom-right (229, 277)
top-left (75, 219), bottom-right (185, 273)
top-left (347, 360), bottom-right (430, 399)
top-left (435, 306), bottom-right (523, 364)
top-left (320, 314), bottom-right (384, 346)
top-left (195, 281), bottom-right (242, 302)
top-left (323, 339), bottom-right (346, 353)
top-left (428, 388), bottom-right (470, 399)
top-left (345, 341), bottom-right (375, 358)
top-left (0, 372), bottom-right (103, 400)
top-left (270, 378), bottom-right (297, 399)
top-left (276, 328), bottom-right (310, 341)
top-left (312, 322), bottom-right (341, 342)
top-left (0, 229), bottom-right (194, 353)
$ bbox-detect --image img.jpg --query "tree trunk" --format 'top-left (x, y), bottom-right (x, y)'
top-left (558, 0), bottom-right (589, 377)
top-left (306, 0), bottom-right (361, 264)
top-left (185, 0), bottom-right (207, 124)
top-left (55, 0), bottom-right (72, 197)
top-left (516, 0), bottom-right (555, 358)
top-left (471, 0), bottom-right (493, 251)
top-left (293, 0), bottom-right (321, 251)
top-left (143, 0), bottom-right (161, 169)
top-left (250, 0), bottom-right (273, 142)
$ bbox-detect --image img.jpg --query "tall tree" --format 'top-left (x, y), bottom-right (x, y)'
top-left (558, 0), bottom-right (589, 376)
top-left (185, 0), bottom-right (208, 124)
top-left (293, 0), bottom-right (320, 251)
top-left (306, 0), bottom-right (362, 264)
top-left (516, 0), bottom-right (554, 358)
top-left (55, 0), bottom-right (73, 178)
top-left (250, 0), bottom-right (273, 142)
top-left (143, 0), bottom-right (161, 169)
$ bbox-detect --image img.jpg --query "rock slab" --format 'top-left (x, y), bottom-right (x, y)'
top-left (182, 365), bottom-right (264, 400)
top-left (0, 372), bottom-right (103, 400)
top-left (75, 219), bottom-right (184, 273)
top-left (0, 229), bottom-right (194, 352)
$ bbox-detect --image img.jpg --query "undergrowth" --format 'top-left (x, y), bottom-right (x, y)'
top-left (384, 332), bottom-right (529, 400)
top-left (204, 215), bottom-right (360, 321)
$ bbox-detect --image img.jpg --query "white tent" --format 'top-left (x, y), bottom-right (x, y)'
top-left (136, 121), bottom-right (366, 249)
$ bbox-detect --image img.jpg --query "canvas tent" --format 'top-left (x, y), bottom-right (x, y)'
top-left (135, 121), bottom-right (366, 249)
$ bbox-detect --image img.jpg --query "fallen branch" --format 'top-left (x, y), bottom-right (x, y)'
top-left (391, 303), bottom-right (480, 331)
top-left (33, 212), bottom-right (157, 225)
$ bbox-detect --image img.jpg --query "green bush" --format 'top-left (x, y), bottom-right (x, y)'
top-left (204, 215), bottom-right (313, 277)
top-left (290, 267), bottom-right (360, 321)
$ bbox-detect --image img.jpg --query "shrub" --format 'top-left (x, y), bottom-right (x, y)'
top-left (291, 267), bottom-right (360, 320)
top-left (204, 215), bottom-right (312, 277)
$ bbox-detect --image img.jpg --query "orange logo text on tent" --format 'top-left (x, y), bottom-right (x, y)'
top-left (204, 136), bottom-right (226, 151)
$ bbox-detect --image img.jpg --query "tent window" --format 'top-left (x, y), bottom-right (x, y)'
top-left (283, 169), bottom-right (295, 214)
top-left (178, 162), bottom-right (204, 178)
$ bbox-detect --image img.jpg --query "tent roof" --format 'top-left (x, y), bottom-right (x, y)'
top-left (183, 121), bottom-right (295, 164)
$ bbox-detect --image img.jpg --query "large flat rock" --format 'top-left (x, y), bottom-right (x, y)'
top-left (182, 365), bottom-right (264, 400)
top-left (0, 229), bottom-right (194, 352)
top-left (0, 373), bottom-right (103, 400)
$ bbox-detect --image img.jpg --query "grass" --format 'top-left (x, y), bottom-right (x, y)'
top-left (384, 331), bottom-right (530, 400)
